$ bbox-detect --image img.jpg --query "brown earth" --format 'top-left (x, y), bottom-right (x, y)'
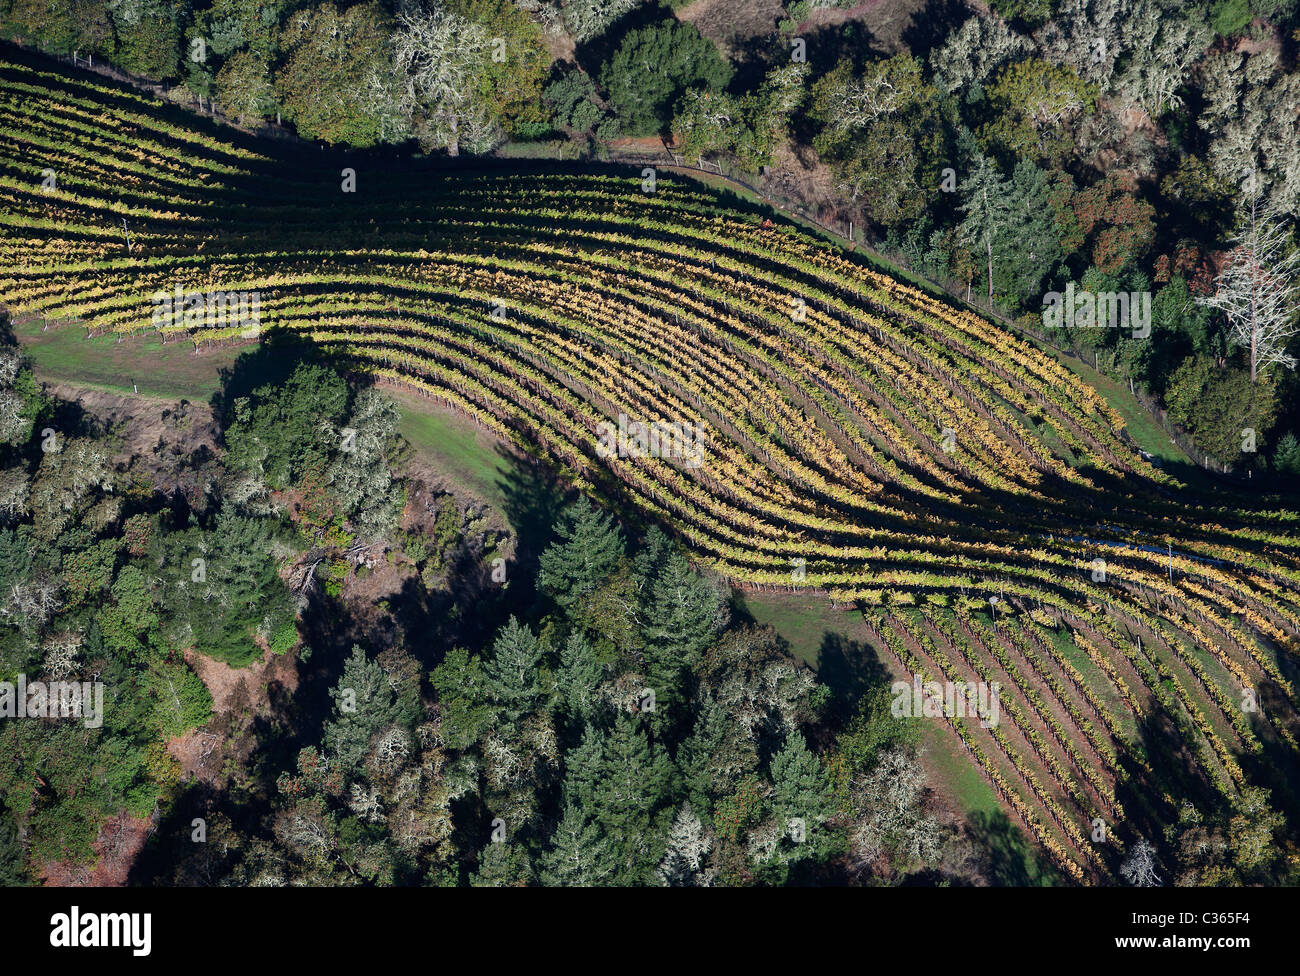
top-left (678, 0), bottom-right (785, 58)
top-left (167, 645), bottom-right (301, 785)
top-left (41, 812), bottom-right (154, 887)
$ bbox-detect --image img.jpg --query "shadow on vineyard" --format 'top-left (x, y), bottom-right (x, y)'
top-left (963, 809), bottom-right (1059, 887)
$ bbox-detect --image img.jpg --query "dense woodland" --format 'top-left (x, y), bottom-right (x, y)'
top-left (3, 0), bottom-right (1300, 475)
top-left (0, 330), bottom-right (980, 885)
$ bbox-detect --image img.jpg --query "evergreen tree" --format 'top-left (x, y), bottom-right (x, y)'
top-left (958, 153), bottom-right (1012, 306)
top-left (470, 841), bottom-right (534, 886)
top-left (539, 803), bottom-right (616, 886)
top-left (325, 646), bottom-right (419, 773)
top-left (590, 712), bottom-right (678, 884)
top-left (560, 724), bottom-right (607, 814)
top-left (537, 498), bottom-right (624, 609)
top-left (643, 551), bottom-right (726, 710)
top-left (678, 692), bottom-right (758, 820)
top-left (481, 616), bottom-right (548, 726)
top-left (556, 631), bottom-right (604, 723)
top-left (766, 732), bottom-right (838, 870)
top-left (428, 647), bottom-right (492, 750)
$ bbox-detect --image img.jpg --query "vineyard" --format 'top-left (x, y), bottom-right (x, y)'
top-left (3, 49), bottom-right (1300, 884)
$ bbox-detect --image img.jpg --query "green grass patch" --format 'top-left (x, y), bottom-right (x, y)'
top-left (734, 590), bottom-right (872, 670)
top-left (13, 317), bottom-right (239, 400)
top-left (1050, 350), bottom-right (1188, 467)
top-left (392, 391), bottom-right (517, 511)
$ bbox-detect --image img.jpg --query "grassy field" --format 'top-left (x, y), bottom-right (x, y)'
top-left (13, 317), bottom-right (540, 538)
top-left (733, 590), bottom-right (871, 668)
top-left (389, 389), bottom-right (519, 511)
top-left (12, 316), bottom-right (242, 401)
top-left (1037, 341), bottom-right (1190, 468)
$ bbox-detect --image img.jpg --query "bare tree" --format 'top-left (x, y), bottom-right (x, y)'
top-left (43, 631), bottom-right (83, 680)
top-left (0, 466), bottom-right (29, 518)
top-left (561, 0), bottom-right (639, 43)
top-left (1199, 48), bottom-right (1300, 214)
top-left (656, 803), bottom-right (714, 886)
top-left (1119, 837), bottom-right (1162, 887)
top-left (931, 14), bottom-right (1031, 95)
top-left (393, 4), bottom-right (491, 156)
top-left (1116, 0), bottom-right (1211, 119)
top-left (1197, 195), bottom-right (1300, 382)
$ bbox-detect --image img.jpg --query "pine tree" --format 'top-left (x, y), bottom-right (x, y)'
top-left (957, 154), bottom-right (1011, 306)
top-left (556, 631), bottom-right (604, 722)
top-left (481, 616), bottom-right (548, 725)
top-left (561, 724), bottom-right (607, 814)
top-left (470, 841), bottom-right (534, 887)
top-left (539, 803), bottom-right (616, 886)
top-left (325, 645), bottom-right (418, 773)
top-left (537, 498), bottom-right (624, 609)
top-left (591, 712), bottom-right (678, 884)
top-left (645, 552), bottom-right (726, 672)
top-left (767, 731), bottom-right (837, 868)
top-left (678, 694), bottom-right (732, 817)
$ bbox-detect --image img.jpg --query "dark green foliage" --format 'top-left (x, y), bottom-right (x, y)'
top-left (110, 0), bottom-right (184, 80)
top-left (223, 362), bottom-right (349, 490)
top-left (325, 645), bottom-right (420, 771)
top-left (537, 497), bottom-right (624, 608)
top-left (146, 657), bottom-right (214, 739)
top-left (1274, 432), bottom-right (1300, 475)
top-left (0, 805), bottom-right (26, 885)
top-left (642, 549), bottom-right (725, 714)
top-left (470, 840), bottom-right (534, 886)
top-left (987, 0), bottom-right (1057, 28)
top-left (154, 508), bottom-right (295, 666)
top-left (555, 631), bottom-right (603, 722)
top-left (1166, 356), bottom-right (1279, 467)
top-left (544, 67), bottom-right (607, 135)
top-left (429, 646), bottom-right (493, 750)
top-left (0, 0), bottom-right (113, 57)
top-left (599, 19), bottom-right (732, 136)
top-left (274, 1), bottom-right (395, 146)
top-left (582, 711), bottom-right (678, 884)
top-left (830, 685), bottom-right (920, 775)
top-left (538, 803), bottom-right (615, 885)
top-left (481, 617), bottom-right (549, 726)
top-left (763, 731), bottom-right (837, 876)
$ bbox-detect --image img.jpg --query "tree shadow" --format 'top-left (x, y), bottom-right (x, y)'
top-left (899, 0), bottom-right (974, 63)
top-left (963, 809), bottom-right (1059, 886)
top-left (495, 450), bottom-right (568, 613)
top-left (816, 631), bottom-right (891, 720)
top-left (207, 329), bottom-right (332, 427)
top-left (572, 4), bottom-right (678, 80)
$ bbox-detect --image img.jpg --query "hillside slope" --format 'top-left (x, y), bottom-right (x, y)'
top-left (3, 50), bottom-right (1299, 882)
